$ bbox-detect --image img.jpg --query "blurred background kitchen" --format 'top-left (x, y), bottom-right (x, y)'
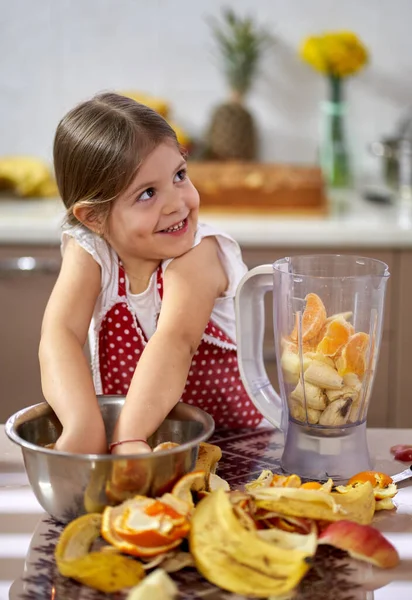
top-left (1, 0), bottom-right (412, 428)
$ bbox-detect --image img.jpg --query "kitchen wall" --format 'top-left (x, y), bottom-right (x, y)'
top-left (1, 0), bottom-right (412, 184)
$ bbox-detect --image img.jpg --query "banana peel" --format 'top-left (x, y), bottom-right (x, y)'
top-left (190, 488), bottom-right (317, 598)
top-left (245, 469), bottom-right (274, 491)
top-left (193, 442), bottom-right (222, 487)
top-left (250, 481), bottom-right (375, 525)
top-left (55, 513), bottom-right (145, 592)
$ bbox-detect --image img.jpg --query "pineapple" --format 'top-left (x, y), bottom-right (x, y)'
top-left (206, 9), bottom-right (271, 161)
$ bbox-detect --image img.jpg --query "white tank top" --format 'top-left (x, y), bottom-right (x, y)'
top-left (61, 221), bottom-right (248, 350)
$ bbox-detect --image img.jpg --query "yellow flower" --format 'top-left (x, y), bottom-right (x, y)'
top-left (300, 31), bottom-right (368, 78)
top-left (300, 36), bottom-right (327, 74)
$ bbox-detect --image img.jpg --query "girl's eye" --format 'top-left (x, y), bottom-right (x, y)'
top-left (138, 187), bottom-right (155, 202)
top-left (174, 168), bottom-right (187, 183)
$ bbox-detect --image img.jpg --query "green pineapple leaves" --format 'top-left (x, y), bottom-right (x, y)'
top-left (208, 8), bottom-right (273, 98)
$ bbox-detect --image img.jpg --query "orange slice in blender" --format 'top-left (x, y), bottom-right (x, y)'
top-left (290, 293), bottom-right (327, 343)
top-left (335, 332), bottom-right (370, 377)
top-left (316, 316), bottom-right (354, 357)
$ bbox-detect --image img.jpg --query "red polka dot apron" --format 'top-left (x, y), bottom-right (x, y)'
top-left (97, 260), bottom-right (262, 428)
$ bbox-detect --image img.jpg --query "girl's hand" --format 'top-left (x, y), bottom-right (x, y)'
top-left (110, 440), bottom-right (152, 456)
top-left (40, 239), bottom-right (106, 454)
top-left (108, 441), bottom-right (153, 499)
top-left (54, 421), bottom-right (107, 455)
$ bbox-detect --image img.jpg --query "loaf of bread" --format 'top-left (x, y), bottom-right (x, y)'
top-left (188, 161), bottom-right (327, 215)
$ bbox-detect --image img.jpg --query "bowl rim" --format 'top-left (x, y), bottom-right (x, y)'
top-left (5, 399), bottom-right (215, 461)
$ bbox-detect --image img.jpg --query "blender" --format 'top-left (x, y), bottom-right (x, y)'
top-left (235, 254), bottom-right (390, 481)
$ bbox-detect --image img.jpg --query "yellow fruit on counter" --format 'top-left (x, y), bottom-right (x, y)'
top-left (0, 156), bottom-right (58, 197)
top-left (119, 91), bottom-right (170, 118)
top-left (167, 120), bottom-right (191, 148)
top-left (118, 92), bottom-right (191, 148)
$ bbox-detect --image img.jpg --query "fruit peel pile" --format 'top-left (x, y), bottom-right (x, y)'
top-left (281, 293), bottom-right (373, 427)
top-left (55, 451), bottom-right (400, 599)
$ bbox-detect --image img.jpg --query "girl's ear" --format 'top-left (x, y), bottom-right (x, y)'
top-left (72, 203), bottom-right (104, 235)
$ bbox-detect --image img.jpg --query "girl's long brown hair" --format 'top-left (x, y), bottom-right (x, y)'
top-left (53, 92), bottom-right (179, 230)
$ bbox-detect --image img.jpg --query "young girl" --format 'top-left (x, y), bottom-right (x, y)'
top-left (39, 92), bottom-right (262, 456)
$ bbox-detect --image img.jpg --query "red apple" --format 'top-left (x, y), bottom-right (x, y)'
top-left (390, 444), bottom-right (412, 461)
top-left (394, 448), bottom-right (412, 462)
top-left (318, 520), bottom-right (399, 569)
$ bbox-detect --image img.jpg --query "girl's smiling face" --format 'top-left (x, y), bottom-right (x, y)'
top-left (106, 141), bottom-right (199, 264)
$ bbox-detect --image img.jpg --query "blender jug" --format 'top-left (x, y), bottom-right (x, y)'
top-left (235, 255), bottom-right (389, 481)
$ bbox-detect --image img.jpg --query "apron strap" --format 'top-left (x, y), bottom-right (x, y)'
top-left (118, 258), bottom-right (163, 299)
top-left (118, 260), bottom-right (127, 296)
top-left (156, 267), bottom-right (163, 300)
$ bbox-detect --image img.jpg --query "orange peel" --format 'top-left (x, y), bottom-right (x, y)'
top-left (300, 481), bottom-right (323, 490)
top-left (112, 497), bottom-right (190, 548)
top-left (338, 470), bottom-right (398, 505)
top-left (270, 474), bottom-right (302, 488)
top-left (348, 470), bottom-right (393, 489)
top-left (101, 500), bottom-right (185, 557)
top-left (171, 470), bottom-right (207, 507)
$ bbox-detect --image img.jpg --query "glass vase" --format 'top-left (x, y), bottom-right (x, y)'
top-left (319, 99), bottom-right (353, 190)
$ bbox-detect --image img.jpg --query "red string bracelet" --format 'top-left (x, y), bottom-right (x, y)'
top-left (109, 438), bottom-right (151, 453)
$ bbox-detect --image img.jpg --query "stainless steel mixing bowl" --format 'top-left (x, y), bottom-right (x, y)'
top-left (5, 395), bottom-right (214, 523)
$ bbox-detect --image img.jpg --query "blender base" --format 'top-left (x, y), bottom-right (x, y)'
top-left (280, 421), bottom-right (372, 482)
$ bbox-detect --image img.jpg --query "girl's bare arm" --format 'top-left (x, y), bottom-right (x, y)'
top-left (112, 236), bottom-right (228, 453)
top-left (39, 238), bottom-right (106, 453)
